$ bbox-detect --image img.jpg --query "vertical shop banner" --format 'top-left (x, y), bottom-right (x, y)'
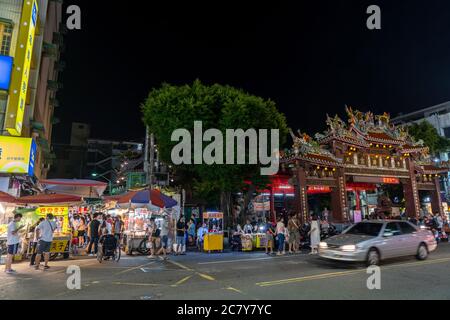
top-left (4, 0), bottom-right (38, 136)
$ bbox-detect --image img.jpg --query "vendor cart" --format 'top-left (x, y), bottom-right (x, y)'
top-left (33, 206), bottom-right (71, 260)
top-left (203, 212), bottom-right (224, 252)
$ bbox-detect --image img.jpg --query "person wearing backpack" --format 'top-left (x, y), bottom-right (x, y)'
top-left (34, 214), bottom-right (56, 270)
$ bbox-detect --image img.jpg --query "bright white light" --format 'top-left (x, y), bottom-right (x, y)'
top-left (0, 203), bottom-right (5, 214)
top-left (319, 242), bottom-right (328, 249)
top-left (341, 245), bottom-right (356, 252)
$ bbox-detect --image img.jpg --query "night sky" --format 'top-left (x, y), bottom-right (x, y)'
top-left (54, 0), bottom-right (450, 144)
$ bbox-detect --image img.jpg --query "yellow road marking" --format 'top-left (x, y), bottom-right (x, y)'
top-left (112, 282), bottom-right (160, 287)
top-left (256, 257), bottom-right (450, 287)
top-left (226, 286), bottom-right (243, 293)
top-left (197, 272), bottom-right (216, 281)
top-left (114, 261), bottom-right (155, 275)
top-left (171, 275), bottom-right (193, 287)
top-left (166, 259), bottom-right (193, 271)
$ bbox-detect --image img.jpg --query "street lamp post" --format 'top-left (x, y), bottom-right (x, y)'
top-left (92, 173), bottom-right (112, 195)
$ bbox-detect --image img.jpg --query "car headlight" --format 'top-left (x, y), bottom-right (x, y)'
top-left (341, 245), bottom-right (357, 252)
top-left (319, 242), bottom-right (328, 249)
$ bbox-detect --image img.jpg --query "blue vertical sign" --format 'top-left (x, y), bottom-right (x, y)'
top-left (0, 55), bottom-right (13, 90)
top-left (28, 139), bottom-right (37, 176)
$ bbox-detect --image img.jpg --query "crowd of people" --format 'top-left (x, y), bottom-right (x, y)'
top-left (230, 213), bottom-right (333, 256)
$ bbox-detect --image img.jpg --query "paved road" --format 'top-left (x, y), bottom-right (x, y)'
top-left (2, 243), bottom-right (450, 300)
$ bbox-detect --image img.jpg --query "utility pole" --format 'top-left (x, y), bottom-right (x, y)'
top-left (149, 132), bottom-right (155, 188)
top-left (144, 126), bottom-right (150, 186)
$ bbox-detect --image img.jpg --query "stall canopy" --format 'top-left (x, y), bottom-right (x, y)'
top-left (117, 189), bottom-right (177, 208)
top-left (0, 191), bottom-right (16, 203)
top-left (39, 179), bottom-right (108, 198)
top-left (16, 193), bottom-right (82, 205)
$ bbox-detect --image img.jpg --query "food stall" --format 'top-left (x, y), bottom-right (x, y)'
top-left (123, 207), bottom-right (154, 255)
top-left (118, 188), bottom-right (178, 255)
top-left (203, 212), bottom-right (224, 252)
top-left (34, 206), bottom-right (71, 259)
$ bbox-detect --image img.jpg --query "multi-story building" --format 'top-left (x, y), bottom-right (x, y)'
top-left (392, 101), bottom-right (450, 161)
top-left (0, 0), bottom-right (64, 195)
top-left (392, 101), bottom-right (450, 196)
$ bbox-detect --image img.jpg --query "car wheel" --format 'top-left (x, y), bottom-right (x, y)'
top-left (416, 243), bottom-right (428, 260)
top-left (366, 249), bottom-right (380, 266)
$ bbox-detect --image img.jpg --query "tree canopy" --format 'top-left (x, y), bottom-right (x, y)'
top-left (407, 121), bottom-right (450, 155)
top-left (142, 80), bottom-right (289, 207)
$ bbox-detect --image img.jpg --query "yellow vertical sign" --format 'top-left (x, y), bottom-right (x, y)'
top-left (4, 0), bottom-right (38, 136)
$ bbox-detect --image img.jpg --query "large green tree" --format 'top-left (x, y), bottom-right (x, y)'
top-left (142, 80), bottom-right (288, 225)
top-left (407, 121), bottom-right (450, 155)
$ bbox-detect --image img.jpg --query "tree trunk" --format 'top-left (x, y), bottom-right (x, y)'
top-left (220, 191), bottom-right (232, 229)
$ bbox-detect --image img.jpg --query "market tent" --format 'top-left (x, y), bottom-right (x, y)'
top-left (117, 189), bottom-right (177, 209)
top-left (0, 191), bottom-right (16, 203)
top-left (15, 193), bottom-right (83, 205)
top-left (39, 179), bottom-right (108, 198)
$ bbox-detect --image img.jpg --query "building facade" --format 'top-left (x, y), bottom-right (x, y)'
top-left (0, 0), bottom-right (64, 192)
top-left (280, 108), bottom-right (448, 223)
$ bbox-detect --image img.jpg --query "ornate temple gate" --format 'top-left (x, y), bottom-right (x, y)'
top-left (281, 108), bottom-right (449, 223)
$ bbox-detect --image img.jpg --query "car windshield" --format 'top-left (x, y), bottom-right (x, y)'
top-left (345, 222), bottom-right (382, 237)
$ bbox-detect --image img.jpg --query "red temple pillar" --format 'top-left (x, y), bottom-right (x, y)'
top-left (295, 164), bottom-right (308, 224)
top-left (331, 168), bottom-right (347, 222)
top-left (430, 176), bottom-right (444, 215)
top-left (404, 158), bottom-right (420, 218)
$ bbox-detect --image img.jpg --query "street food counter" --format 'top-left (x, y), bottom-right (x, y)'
top-left (203, 212), bottom-right (224, 252)
top-left (241, 233), bottom-right (267, 251)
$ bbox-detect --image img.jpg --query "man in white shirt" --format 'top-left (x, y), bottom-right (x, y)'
top-left (5, 213), bottom-right (23, 274)
top-left (34, 214), bottom-right (56, 270)
top-left (196, 223), bottom-right (208, 251)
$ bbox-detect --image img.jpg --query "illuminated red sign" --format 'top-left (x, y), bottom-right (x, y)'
top-left (353, 176), bottom-right (400, 185)
top-left (307, 186), bottom-right (332, 194)
top-left (382, 177), bottom-right (400, 184)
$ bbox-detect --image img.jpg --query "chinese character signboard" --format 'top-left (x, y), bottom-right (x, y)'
top-left (4, 0), bottom-right (38, 136)
top-left (0, 136), bottom-right (36, 175)
top-left (36, 207), bottom-right (69, 234)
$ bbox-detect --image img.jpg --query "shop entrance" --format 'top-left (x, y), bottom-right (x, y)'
top-left (306, 186), bottom-right (332, 219)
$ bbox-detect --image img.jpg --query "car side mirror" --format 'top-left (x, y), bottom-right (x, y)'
top-left (383, 232), bottom-right (393, 237)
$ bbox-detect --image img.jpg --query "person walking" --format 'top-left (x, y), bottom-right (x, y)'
top-left (196, 222), bottom-right (208, 251)
top-left (265, 221), bottom-right (276, 255)
top-left (309, 215), bottom-right (321, 254)
top-left (113, 216), bottom-right (124, 243)
top-left (175, 215), bottom-right (186, 255)
top-left (77, 217), bottom-right (86, 247)
top-left (275, 216), bottom-right (286, 255)
top-left (287, 214), bottom-right (300, 254)
top-left (187, 219), bottom-right (196, 247)
top-left (5, 213), bottom-right (23, 274)
top-left (30, 218), bottom-right (45, 266)
top-left (157, 215), bottom-right (170, 259)
top-left (87, 213), bottom-right (101, 256)
top-left (34, 214), bottom-right (56, 270)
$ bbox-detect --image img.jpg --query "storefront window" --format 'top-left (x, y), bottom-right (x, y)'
top-left (0, 22), bottom-right (13, 56)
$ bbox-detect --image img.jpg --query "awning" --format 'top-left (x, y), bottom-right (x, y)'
top-left (0, 191), bottom-right (16, 203)
top-left (39, 179), bottom-right (108, 198)
top-left (15, 193), bottom-right (82, 205)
